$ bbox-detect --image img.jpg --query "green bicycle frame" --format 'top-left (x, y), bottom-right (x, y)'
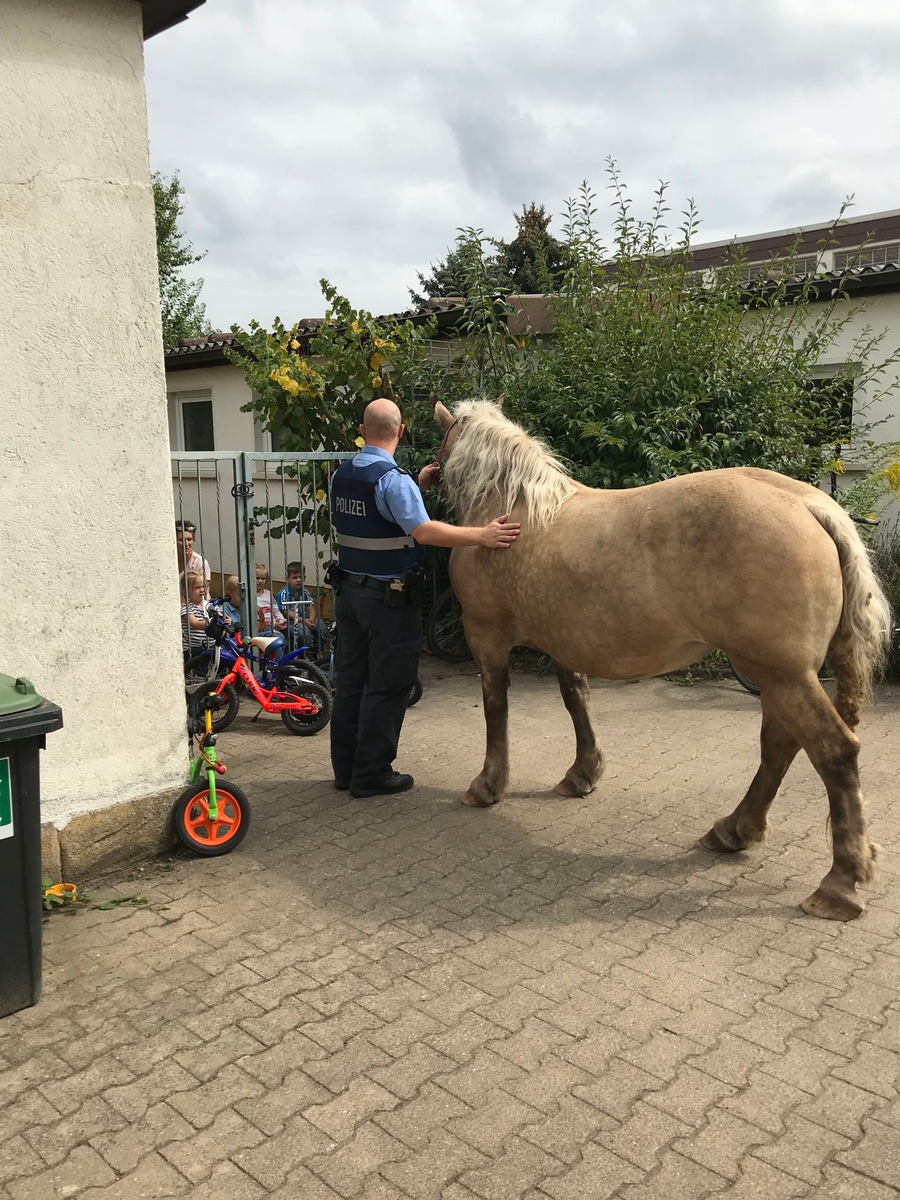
top-left (189, 706), bottom-right (219, 822)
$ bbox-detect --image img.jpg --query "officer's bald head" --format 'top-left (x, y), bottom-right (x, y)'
top-left (362, 399), bottom-right (402, 443)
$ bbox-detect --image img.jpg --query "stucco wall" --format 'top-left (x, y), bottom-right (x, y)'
top-left (0, 0), bottom-right (188, 825)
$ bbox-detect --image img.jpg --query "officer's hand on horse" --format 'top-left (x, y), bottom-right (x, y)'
top-left (481, 514), bottom-right (521, 548)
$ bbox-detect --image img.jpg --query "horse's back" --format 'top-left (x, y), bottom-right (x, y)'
top-left (458, 466), bottom-right (839, 602)
top-left (452, 465), bottom-right (844, 679)
top-left (557, 466), bottom-right (835, 552)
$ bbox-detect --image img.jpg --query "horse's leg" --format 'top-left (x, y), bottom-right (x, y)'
top-left (714, 677), bottom-right (876, 921)
top-left (553, 665), bottom-right (604, 797)
top-left (462, 648), bottom-right (511, 808)
top-left (701, 701), bottom-right (800, 853)
top-left (778, 685), bottom-right (876, 922)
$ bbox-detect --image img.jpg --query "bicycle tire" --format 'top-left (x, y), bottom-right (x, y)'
top-left (407, 677), bottom-right (424, 707)
top-left (184, 652), bottom-right (226, 687)
top-left (188, 679), bottom-right (240, 732)
top-left (425, 587), bottom-right (473, 663)
top-left (727, 660), bottom-right (760, 696)
top-left (535, 653), bottom-right (554, 678)
top-left (174, 780), bottom-right (250, 856)
top-left (274, 659), bottom-right (332, 695)
top-left (279, 679), bottom-right (332, 736)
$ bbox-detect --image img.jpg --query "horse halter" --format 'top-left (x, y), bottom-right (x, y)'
top-left (434, 418), bottom-right (461, 472)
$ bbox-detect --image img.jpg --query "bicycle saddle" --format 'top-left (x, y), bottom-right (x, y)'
top-left (248, 636), bottom-right (283, 653)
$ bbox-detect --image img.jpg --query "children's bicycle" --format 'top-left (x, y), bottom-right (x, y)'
top-left (187, 612), bottom-right (331, 735)
top-left (186, 599), bottom-right (331, 687)
top-left (174, 691), bottom-right (250, 856)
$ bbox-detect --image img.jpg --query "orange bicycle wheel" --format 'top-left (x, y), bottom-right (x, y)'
top-left (174, 781), bottom-right (250, 856)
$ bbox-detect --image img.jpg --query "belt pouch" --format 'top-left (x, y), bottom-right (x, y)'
top-left (383, 579), bottom-right (404, 608)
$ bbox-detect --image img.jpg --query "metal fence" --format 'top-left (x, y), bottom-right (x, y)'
top-left (172, 451), bottom-right (353, 642)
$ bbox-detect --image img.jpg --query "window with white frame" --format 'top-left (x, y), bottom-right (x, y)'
top-left (174, 390), bottom-right (215, 452)
top-left (833, 242), bottom-right (900, 272)
top-left (252, 398), bottom-right (283, 453)
top-left (803, 371), bottom-right (854, 448)
top-left (739, 256), bottom-right (819, 286)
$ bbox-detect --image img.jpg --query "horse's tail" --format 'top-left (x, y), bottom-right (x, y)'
top-left (805, 499), bottom-right (892, 728)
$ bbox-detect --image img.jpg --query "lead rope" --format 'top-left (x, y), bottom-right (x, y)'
top-left (434, 418), bottom-right (460, 475)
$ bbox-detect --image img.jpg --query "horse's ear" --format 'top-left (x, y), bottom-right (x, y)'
top-left (434, 401), bottom-right (454, 429)
top-left (495, 393), bottom-right (505, 409)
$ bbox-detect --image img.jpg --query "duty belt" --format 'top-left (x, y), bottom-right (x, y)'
top-left (340, 571), bottom-right (389, 591)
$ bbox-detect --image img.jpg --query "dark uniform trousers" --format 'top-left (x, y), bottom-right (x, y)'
top-left (330, 581), bottom-right (422, 790)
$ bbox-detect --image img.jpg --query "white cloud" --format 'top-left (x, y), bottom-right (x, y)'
top-left (145, 0), bottom-right (900, 331)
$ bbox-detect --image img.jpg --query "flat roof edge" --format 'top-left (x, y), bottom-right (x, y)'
top-left (691, 207), bottom-right (900, 252)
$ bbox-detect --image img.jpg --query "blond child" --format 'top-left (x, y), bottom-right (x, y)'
top-left (180, 572), bottom-right (210, 656)
top-left (255, 564), bottom-right (287, 636)
top-left (221, 574), bottom-right (242, 628)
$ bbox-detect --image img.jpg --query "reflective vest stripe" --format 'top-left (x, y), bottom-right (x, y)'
top-left (335, 532), bottom-right (416, 550)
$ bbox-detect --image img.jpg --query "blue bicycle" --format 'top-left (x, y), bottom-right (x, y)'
top-left (184, 601), bottom-right (332, 732)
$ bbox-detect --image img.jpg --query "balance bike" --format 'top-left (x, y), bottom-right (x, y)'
top-left (174, 692), bottom-right (250, 856)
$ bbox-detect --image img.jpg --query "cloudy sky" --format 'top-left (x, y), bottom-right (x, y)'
top-left (145, 0), bottom-right (900, 333)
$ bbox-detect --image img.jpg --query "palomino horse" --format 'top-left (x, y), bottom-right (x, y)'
top-left (435, 399), bottom-right (892, 921)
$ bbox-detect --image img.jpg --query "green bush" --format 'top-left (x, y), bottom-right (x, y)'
top-left (495, 168), bottom-right (900, 489)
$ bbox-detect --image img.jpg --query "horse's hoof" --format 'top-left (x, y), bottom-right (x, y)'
top-left (800, 887), bottom-right (864, 922)
top-left (700, 828), bottom-right (726, 852)
top-left (700, 822), bottom-right (742, 853)
top-left (554, 777), bottom-right (593, 797)
top-left (461, 787), bottom-right (499, 808)
top-left (700, 817), bottom-right (765, 854)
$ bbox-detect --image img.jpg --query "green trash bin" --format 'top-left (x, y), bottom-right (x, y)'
top-left (0, 675), bottom-right (63, 1019)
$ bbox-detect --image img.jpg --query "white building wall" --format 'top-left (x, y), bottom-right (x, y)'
top-left (807, 291), bottom-right (900, 526)
top-left (167, 363), bottom-right (257, 452)
top-left (0, 0), bottom-right (187, 824)
top-left (820, 291), bottom-right (900, 447)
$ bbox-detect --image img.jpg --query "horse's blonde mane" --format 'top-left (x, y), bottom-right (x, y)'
top-left (441, 400), bottom-right (576, 527)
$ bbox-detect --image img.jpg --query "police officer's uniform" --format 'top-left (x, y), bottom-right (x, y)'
top-left (329, 446), bottom-right (427, 795)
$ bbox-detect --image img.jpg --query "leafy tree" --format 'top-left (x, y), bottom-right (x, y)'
top-left (223, 168), bottom-right (900, 545)
top-left (413, 229), bottom-right (532, 415)
top-left (410, 203), bottom-right (566, 309)
top-left (496, 203), bottom-right (567, 294)
top-left (153, 171), bottom-right (212, 348)
top-left (410, 238), bottom-right (511, 308)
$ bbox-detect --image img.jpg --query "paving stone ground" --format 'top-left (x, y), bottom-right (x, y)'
top-left (2, 660), bottom-right (899, 1199)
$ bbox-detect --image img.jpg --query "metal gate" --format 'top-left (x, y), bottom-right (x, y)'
top-left (171, 451), bottom-right (353, 638)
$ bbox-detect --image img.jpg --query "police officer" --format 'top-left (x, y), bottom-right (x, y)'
top-left (330, 398), bottom-right (519, 798)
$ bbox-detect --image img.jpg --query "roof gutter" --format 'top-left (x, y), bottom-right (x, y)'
top-left (143, 0), bottom-right (206, 39)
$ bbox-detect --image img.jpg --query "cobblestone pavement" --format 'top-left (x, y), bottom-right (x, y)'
top-left (2, 661), bottom-right (899, 1199)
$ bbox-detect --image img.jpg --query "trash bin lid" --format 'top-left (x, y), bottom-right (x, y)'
top-left (0, 675), bottom-right (43, 715)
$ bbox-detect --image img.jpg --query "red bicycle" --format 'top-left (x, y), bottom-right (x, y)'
top-left (189, 613), bottom-right (330, 736)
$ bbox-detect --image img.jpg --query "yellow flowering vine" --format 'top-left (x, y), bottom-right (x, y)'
top-left (884, 457), bottom-right (900, 494)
